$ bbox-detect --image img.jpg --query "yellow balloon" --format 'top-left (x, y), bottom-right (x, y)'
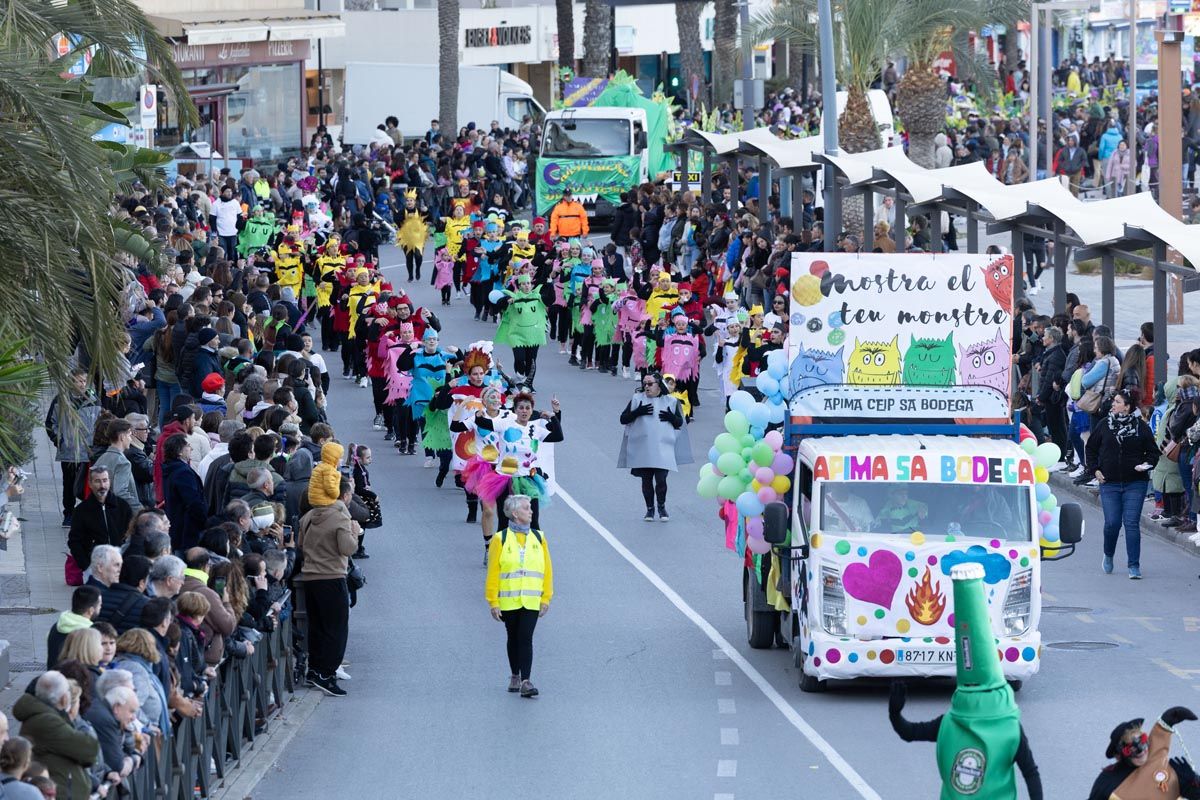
top-left (1034, 466), bottom-right (1049, 484)
top-left (771, 475), bottom-right (791, 494)
top-left (750, 480), bottom-right (762, 492)
top-left (1039, 538), bottom-right (1060, 556)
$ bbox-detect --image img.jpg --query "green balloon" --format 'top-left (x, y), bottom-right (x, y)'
top-left (716, 452), bottom-right (745, 477)
top-left (724, 410), bottom-right (750, 436)
top-left (714, 433), bottom-right (741, 454)
top-left (740, 434), bottom-right (756, 447)
top-left (741, 447), bottom-right (753, 460)
top-left (751, 442), bottom-right (775, 467)
top-left (717, 475), bottom-right (744, 500)
top-left (739, 469), bottom-right (752, 483)
top-left (697, 473), bottom-right (721, 499)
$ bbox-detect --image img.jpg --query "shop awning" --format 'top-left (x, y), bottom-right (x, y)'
top-left (150, 9), bottom-right (345, 46)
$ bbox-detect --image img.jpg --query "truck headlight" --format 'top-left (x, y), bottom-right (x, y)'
top-left (1002, 569), bottom-right (1032, 636)
top-left (821, 566), bottom-right (847, 636)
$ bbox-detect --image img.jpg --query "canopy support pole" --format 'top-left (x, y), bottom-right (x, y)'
top-left (1011, 228), bottom-right (1025, 305)
top-left (678, 145), bottom-right (691, 194)
top-left (966, 201), bottom-right (979, 253)
top-left (1154, 242), bottom-right (1168, 390)
top-left (759, 156), bottom-right (770, 226)
top-left (1101, 252), bottom-right (1116, 333)
top-left (893, 196), bottom-right (907, 252)
top-left (862, 190), bottom-right (874, 251)
top-left (930, 210), bottom-right (942, 247)
top-left (702, 149), bottom-right (712, 202)
top-left (1053, 221), bottom-right (1068, 314)
top-left (790, 171), bottom-right (805, 239)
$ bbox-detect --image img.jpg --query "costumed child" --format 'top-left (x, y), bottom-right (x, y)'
top-left (238, 205), bottom-right (277, 258)
top-left (1087, 709), bottom-right (1199, 800)
top-left (644, 271), bottom-right (681, 323)
top-left (888, 562), bottom-right (1043, 800)
top-left (661, 373), bottom-right (691, 419)
top-left (396, 188), bottom-right (429, 282)
top-left (273, 232), bottom-right (305, 300)
top-left (385, 322), bottom-right (419, 455)
top-left (614, 284), bottom-right (648, 380)
top-left (548, 243), bottom-right (572, 354)
top-left (617, 371), bottom-right (693, 522)
top-left (493, 272), bottom-right (553, 390)
top-left (440, 204), bottom-right (472, 292)
top-left (714, 319), bottom-right (746, 410)
top-left (571, 259), bottom-right (606, 371)
top-left (453, 385), bottom-right (511, 562)
top-left (434, 246), bottom-right (455, 306)
top-left (397, 329), bottom-right (460, 482)
top-left (529, 216), bottom-right (552, 251)
top-left (315, 235), bottom-right (346, 351)
top-left (464, 391), bottom-right (563, 532)
top-left (445, 345), bottom-right (508, 543)
top-left (656, 309), bottom-right (705, 418)
top-left (592, 278), bottom-right (620, 376)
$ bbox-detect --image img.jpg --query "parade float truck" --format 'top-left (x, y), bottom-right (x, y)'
top-left (536, 106), bottom-right (651, 222)
top-left (743, 253), bottom-right (1083, 692)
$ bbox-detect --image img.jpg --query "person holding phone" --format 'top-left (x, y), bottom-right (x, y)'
top-left (1085, 389), bottom-right (1160, 579)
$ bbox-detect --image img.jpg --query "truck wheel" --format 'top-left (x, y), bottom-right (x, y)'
top-left (744, 572), bottom-right (777, 650)
top-left (798, 652), bottom-right (827, 693)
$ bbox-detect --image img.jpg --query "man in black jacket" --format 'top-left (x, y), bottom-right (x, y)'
top-left (66, 466), bottom-right (133, 573)
top-left (1036, 327), bottom-right (1070, 465)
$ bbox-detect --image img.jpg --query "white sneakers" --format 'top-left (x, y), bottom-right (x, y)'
top-left (423, 456), bottom-right (434, 468)
top-left (336, 666), bottom-right (352, 681)
top-left (1068, 465), bottom-right (1086, 479)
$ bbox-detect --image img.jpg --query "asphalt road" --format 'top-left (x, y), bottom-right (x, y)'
top-left (253, 240), bottom-right (1200, 800)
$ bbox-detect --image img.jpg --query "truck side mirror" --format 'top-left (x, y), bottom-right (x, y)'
top-left (763, 501), bottom-right (789, 545)
top-left (1058, 502), bottom-right (1084, 545)
top-left (635, 130), bottom-right (648, 152)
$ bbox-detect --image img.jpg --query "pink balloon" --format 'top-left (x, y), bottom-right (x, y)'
top-left (754, 466), bottom-right (775, 484)
top-left (764, 430), bottom-right (784, 450)
top-left (746, 536), bottom-right (771, 555)
top-left (772, 453), bottom-right (794, 475)
top-left (744, 516), bottom-right (764, 538)
top-left (1038, 510), bottom-right (1052, 525)
top-left (757, 486), bottom-right (778, 504)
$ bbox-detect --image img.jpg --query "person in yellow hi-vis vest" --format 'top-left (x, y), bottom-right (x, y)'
top-left (486, 494), bottom-right (553, 698)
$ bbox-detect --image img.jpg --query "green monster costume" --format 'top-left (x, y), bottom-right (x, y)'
top-left (592, 280), bottom-right (620, 347)
top-left (238, 212), bottom-right (277, 257)
top-left (888, 562), bottom-right (1042, 800)
top-left (495, 287), bottom-right (549, 347)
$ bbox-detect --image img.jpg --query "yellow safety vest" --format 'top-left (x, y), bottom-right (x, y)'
top-left (496, 528), bottom-right (546, 611)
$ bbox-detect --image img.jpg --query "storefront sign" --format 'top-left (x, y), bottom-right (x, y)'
top-left (786, 254), bottom-right (1014, 421)
top-left (535, 156), bottom-right (641, 210)
top-left (171, 38), bottom-right (310, 68)
top-left (463, 24), bottom-right (532, 48)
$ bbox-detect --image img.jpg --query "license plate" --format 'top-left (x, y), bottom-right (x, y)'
top-left (896, 648), bottom-right (955, 664)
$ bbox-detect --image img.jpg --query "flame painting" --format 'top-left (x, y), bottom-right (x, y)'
top-left (905, 567), bottom-right (947, 626)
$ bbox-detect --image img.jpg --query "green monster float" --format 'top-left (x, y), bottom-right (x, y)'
top-left (889, 562), bottom-right (1043, 799)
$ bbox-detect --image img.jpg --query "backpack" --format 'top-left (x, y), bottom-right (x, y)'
top-left (1067, 367), bottom-right (1084, 401)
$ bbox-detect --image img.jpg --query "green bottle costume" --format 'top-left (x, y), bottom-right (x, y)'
top-left (889, 562), bottom-right (1041, 800)
top-left (238, 215), bottom-right (277, 256)
top-left (592, 282), bottom-right (620, 346)
top-left (495, 288), bottom-right (548, 347)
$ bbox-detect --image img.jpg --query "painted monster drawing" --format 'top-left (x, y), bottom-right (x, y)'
top-left (902, 333), bottom-right (956, 386)
top-left (847, 336), bottom-right (902, 386)
top-left (980, 256), bottom-right (1014, 313)
top-left (789, 344), bottom-right (845, 398)
top-left (958, 330), bottom-right (1009, 394)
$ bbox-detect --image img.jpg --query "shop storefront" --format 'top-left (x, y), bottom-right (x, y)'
top-left (150, 9), bottom-right (343, 166)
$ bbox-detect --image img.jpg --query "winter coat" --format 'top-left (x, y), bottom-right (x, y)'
top-left (190, 347), bottom-right (221, 397)
top-left (308, 441), bottom-right (345, 507)
top-left (297, 500), bottom-right (358, 581)
top-left (81, 698), bottom-right (129, 777)
top-left (162, 458), bottom-right (207, 551)
top-left (126, 441), bottom-right (155, 509)
top-left (66, 492), bottom-right (133, 570)
top-left (1036, 344), bottom-right (1068, 406)
top-left (152, 419), bottom-right (188, 503)
top-left (282, 447), bottom-right (314, 524)
top-left (1152, 382), bottom-right (1185, 494)
top-left (90, 446), bottom-right (141, 514)
top-left (1097, 127), bottom-right (1123, 160)
top-left (611, 202), bottom-right (639, 247)
top-left (96, 581), bottom-right (149, 635)
top-left (45, 611), bottom-right (92, 669)
top-left (109, 653), bottom-right (168, 731)
top-left (1085, 414), bottom-right (1159, 483)
top-left (13, 692), bottom-right (98, 800)
top-left (181, 571), bottom-right (237, 665)
top-left (44, 391), bottom-right (102, 463)
top-left (175, 616), bottom-right (206, 696)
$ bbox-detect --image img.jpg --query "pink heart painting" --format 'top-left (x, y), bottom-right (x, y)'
top-left (842, 550), bottom-right (903, 608)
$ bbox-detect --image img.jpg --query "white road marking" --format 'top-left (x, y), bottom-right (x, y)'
top-left (715, 671), bottom-right (732, 686)
top-left (558, 487), bottom-right (883, 800)
top-left (717, 760), bottom-right (738, 778)
top-left (721, 728), bottom-right (740, 745)
top-left (718, 698), bottom-right (737, 714)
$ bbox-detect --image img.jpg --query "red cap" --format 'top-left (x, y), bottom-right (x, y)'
top-left (380, 282), bottom-right (394, 293)
top-left (201, 373), bottom-right (224, 393)
top-left (533, 216), bottom-right (547, 225)
top-left (677, 281), bottom-right (692, 291)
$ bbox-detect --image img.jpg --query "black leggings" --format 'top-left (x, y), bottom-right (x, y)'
top-left (548, 306), bottom-right (570, 344)
top-left (502, 607), bottom-right (539, 680)
top-left (406, 250), bottom-right (423, 281)
top-left (370, 376), bottom-right (388, 417)
top-left (575, 325), bottom-right (595, 364)
top-left (513, 346), bottom-right (539, 381)
top-left (393, 404), bottom-right (417, 448)
top-left (595, 344), bottom-right (616, 370)
top-left (453, 259), bottom-right (465, 292)
top-left (470, 282), bottom-right (490, 318)
top-left (639, 468), bottom-right (669, 509)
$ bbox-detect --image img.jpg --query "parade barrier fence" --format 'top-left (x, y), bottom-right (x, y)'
top-left (123, 616), bottom-right (295, 800)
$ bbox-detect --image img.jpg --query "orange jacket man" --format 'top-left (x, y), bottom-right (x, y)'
top-left (549, 189), bottom-right (589, 238)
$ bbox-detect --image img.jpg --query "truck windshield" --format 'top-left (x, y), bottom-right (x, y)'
top-left (819, 482), bottom-right (1032, 542)
top-left (542, 119), bottom-right (631, 158)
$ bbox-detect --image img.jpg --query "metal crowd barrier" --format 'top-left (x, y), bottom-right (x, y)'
top-left (122, 616), bottom-right (295, 800)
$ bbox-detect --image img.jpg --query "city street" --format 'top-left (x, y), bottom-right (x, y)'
top-left (253, 241), bottom-right (1200, 799)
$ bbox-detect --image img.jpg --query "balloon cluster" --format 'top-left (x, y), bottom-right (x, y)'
top-left (753, 350), bottom-right (790, 426)
top-left (697, 389), bottom-right (794, 556)
top-left (1018, 425), bottom-right (1062, 551)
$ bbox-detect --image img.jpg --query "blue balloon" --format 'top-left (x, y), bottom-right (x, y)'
top-left (730, 390), bottom-right (756, 415)
top-left (1042, 524), bottom-right (1060, 542)
top-left (757, 374), bottom-right (780, 397)
top-left (488, 289), bottom-right (506, 305)
top-left (767, 401), bottom-right (786, 424)
top-left (1034, 483), bottom-right (1051, 501)
top-left (747, 403), bottom-right (771, 429)
top-left (750, 425), bottom-right (766, 440)
top-left (736, 491), bottom-right (765, 517)
top-left (767, 360), bottom-right (788, 381)
top-left (708, 446), bottom-right (721, 465)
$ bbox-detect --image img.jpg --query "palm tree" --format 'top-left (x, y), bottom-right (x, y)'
top-left (676, 0), bottom-right (705, 107)
top-left (894, 0), bottom-right (1027, 168)
top-left (556, 0), bottom-right (576, 72)
top-left (0, 0), bottom-right (190, 465)
top-left (712, 0), bottom-right (738, 108)
top-left (438, 0), bottom-right (459, 133)
top-left (581, 0), bottom-right (612, 79)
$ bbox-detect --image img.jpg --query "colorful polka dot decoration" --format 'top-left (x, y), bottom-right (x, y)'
top-left (910, 531), bottom-right (925, 546)
top-left (927, 555), bottom-right (938, 565)
top-left (848, 652), bottom-right (859, 663)
top-left (904, 551), bottom-right (915, 561)
top-left (856, 546), bottom-right (868, 557)
top-left (896, 619), bottom-right (910, 634)
top-left (810, 533), bottom-right (822, 550)
top-left (835, 539), bottom-right (850, 555)
top-left (880, 650), bottom-right (895, 664)
top-left (1008, 549), bottom-right (1019, 559)
top-left (856, 615), bottom-right (868, 626)
top-left (907, 567), bottom-right (918, 578)
top-left (874, 609), bottom-right (886, 619)
top-left (813, 656), bottom-right (822, 667)
top-left (989, 539), bottom-right (1001, 548)
top-left (825, 648), bottom-right (842, 663)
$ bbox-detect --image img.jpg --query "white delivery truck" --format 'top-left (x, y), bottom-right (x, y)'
top-left (535, 106), bottom-right (651, 221)
top-left (342, 62), bottom-right (543, 145)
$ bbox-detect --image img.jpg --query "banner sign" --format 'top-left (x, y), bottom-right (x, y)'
top-left (535, 156), bottom-right (641, 210)
top-left (787, 253), bottom-right (1015, 421)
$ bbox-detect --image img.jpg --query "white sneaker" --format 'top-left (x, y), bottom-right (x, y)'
top-left (621, 366), bottom-right (630, 379)
top-left (1085, 478), bottom-right (1099, 487)
top-left (1069, 465), bottom-right (1085, 478)
top-left (372, 414), bottom-right (384, 430)
top-left (1188, 532), bottom-right (1200, 544)
top-left (1047, 462), bottom-right (1065, 472)
top-left (357, 377), bottom-right (369, 388)
top-left (423, 456), bottom-right (434, 468)
top-left (1028, 285), bottom-right (1040, 296)
top-left (335, 666), bottom-right (352, 681)
top-left (559, 346), bottom-right (567, 354)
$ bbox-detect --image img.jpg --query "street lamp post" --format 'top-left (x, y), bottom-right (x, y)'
top-left (818, 0), bottom-right (838, 250)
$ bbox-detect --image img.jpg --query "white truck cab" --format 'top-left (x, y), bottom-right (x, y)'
top-left (537, 107), bottom-right (650, 219)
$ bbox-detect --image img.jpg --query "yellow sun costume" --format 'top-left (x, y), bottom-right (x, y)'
top-left (395, 189), bottom-right (429, 254)
top-left (315, 239), bottom-right (345, 309)
top-left (274, 240), bottom-right (303, 297)
top-left (443, 215), bottom-right (472, 260)
top-left (347, 271), bottom-right (380, 340)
